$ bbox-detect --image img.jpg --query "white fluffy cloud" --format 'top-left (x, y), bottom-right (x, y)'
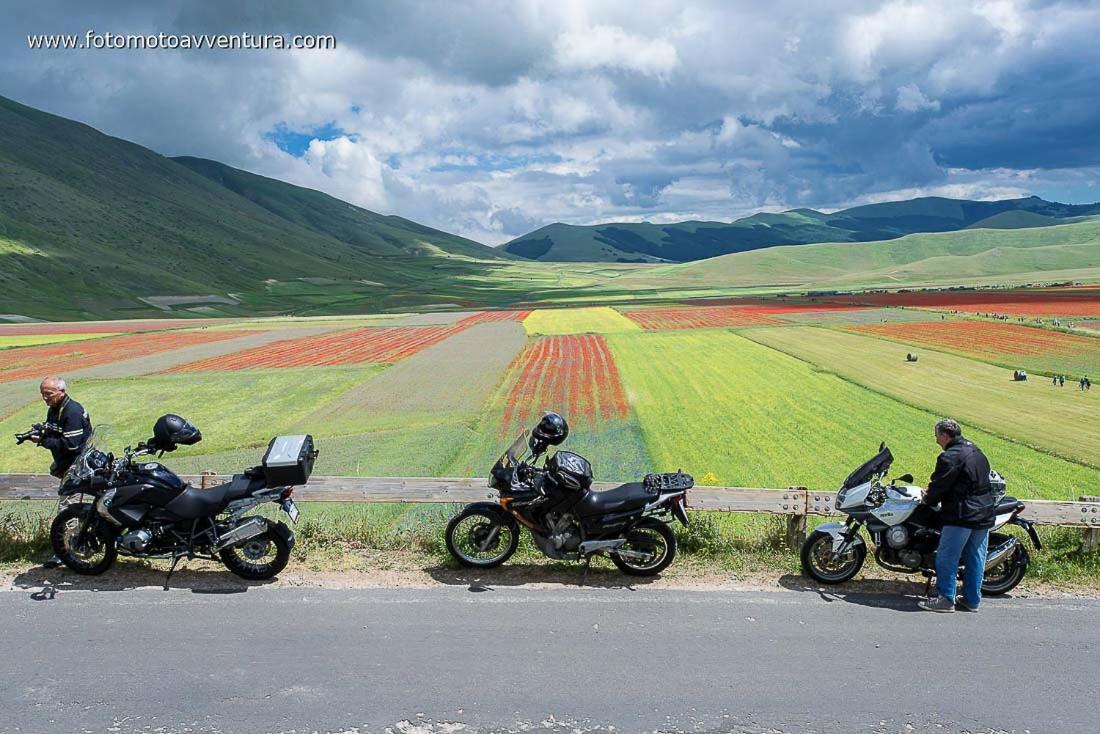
top-left (3, 0), bottom-right (1099, 245)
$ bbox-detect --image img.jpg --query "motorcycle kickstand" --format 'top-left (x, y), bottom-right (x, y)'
top-left (580, 556), bottom-right (592, 587)
top-left (922, 574), bottom-right (933, 597)
top-left (163, 555), bottom-right (183, 591)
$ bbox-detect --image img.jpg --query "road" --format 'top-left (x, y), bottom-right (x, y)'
top-left (1, 583), bottom-right (1096, 733)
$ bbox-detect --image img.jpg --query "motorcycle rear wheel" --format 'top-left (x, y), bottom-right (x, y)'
top-left (611, 519), bottom-right (676, 576)
top-left (800, 529), bottom-right (866, 584)
top-left (219, 525), bottom-right (291, 580)
top-left (445, 506), bottom-right (519, 568)
top-left (980, 533), bottom-right (1029, 597)
top-left (50, 504), bottom-right (117, 576)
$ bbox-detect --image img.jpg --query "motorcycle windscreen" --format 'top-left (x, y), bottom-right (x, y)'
top-left (489, 430), bottom-right (531, 488)
top-left (58, 424), bottom-right (107, 496)
top-left (841, 445), bottom-right (894, 489)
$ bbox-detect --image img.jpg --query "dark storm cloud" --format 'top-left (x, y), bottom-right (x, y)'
top-left (3, 1), bottom-right (1099, 244)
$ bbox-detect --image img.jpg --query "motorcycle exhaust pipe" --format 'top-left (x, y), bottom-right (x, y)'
top-left (984, 536), bottom-right (1019, 571)
top-left (216, 517), bottom-right (269, 550)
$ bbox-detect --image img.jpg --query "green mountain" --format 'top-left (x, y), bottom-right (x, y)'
top-left (619, 218), bottom-right (1100, 291)
top-left (0, 95), bottom-right (507, 320)
top-left (503, 197), bottom-right (1100, 263)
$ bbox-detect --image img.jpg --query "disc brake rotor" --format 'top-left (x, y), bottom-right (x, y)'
top-left (241, 539), bottom-right (271, 560)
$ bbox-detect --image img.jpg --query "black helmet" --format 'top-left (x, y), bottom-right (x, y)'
top-left (532, 412), bottom-right (569, 446)
top-left (150, 414), bottom-right (202, 453)
top-left (546, 450), bottom-right (593, 492)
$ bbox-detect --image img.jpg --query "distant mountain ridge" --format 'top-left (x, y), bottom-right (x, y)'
top-left (502, 196), bottom-right (1100, 263)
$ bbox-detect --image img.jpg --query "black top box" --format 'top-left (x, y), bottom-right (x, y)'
top-left (262, 434), bottom-right (317, 486)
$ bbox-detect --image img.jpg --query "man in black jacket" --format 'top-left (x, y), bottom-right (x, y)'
top-left (30, 376), bottom-right (93, 478)
top-left (30, 377), bottom-right (93, 569)
top-left (918, 418), bottom-right (995, 613)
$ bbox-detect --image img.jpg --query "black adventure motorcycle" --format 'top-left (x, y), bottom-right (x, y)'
top-left (445, 413), bottom-right (693, 576)
top-left (800, 444), bottom-right (1041, 595)
top-left (44, 415), bottom-right (317, 587)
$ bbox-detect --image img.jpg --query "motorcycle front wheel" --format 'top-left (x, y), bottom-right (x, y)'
top-left (219, 524), bottom-right (292, 580)
top-left (50, 504), bottom-right (117, 576)
top-left (445, 506), bottom-right (519, 568)
top-left (611, 519), bottom-right (676, 576)
top-left (800, 529), bottom-right (866, 584)
top-left (980, 533), bottom-right (1029, 596)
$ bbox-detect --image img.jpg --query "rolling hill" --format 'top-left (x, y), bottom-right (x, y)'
top-left (503, 197), bottom-right (1100, 263)
top-left (0, 95), bottom-right (508, 320)
top-left (616, 218), bottom-right (1100, 292)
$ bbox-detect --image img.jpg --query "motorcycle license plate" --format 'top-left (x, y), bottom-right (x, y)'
top-left (282, 499), bottom-right (300, 524)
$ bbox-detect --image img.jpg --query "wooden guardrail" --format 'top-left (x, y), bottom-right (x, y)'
top-left (1, 473), bottom-right (1097, 531)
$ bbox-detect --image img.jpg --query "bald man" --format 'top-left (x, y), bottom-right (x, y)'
top-left (30, 377), bottom-right (92, 479)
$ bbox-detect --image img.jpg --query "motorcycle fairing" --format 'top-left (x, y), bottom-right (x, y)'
top-left (841, 446), bottom-right (893, 490)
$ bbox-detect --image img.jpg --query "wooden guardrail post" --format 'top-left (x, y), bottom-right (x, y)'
top-left (1081, 496), bottom-right (1100, 553)
top-left (785, 486), bottom-right (808, 548)
top-left (200, 471), bottom-right (218, 490)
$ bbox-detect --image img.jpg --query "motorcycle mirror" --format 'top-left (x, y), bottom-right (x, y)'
top-left (897, 473), bottom-right (914, 484)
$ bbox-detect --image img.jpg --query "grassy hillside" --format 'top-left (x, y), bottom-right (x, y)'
top-left (620, 219), bottom-right (1100, 291)
top-left (503, 196), bottom-right (1100, 263)
top-left (0, 96), bottom-right (508, 320)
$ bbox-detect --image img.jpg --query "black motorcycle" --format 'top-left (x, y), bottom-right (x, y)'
top-left (445, 413), bottom-right (693, 576)
top-left (48, 415), bottom-right (317, 587)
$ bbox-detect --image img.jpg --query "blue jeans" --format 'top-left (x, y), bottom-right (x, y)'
top-left (935, 525), bottom-right (990, 608)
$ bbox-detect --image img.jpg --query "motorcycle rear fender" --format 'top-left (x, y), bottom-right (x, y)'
top-left (816, 521), bottom-right (866, 553)
top-left (266, 518), bottom-right (296, 551)
top-left (1010, 516), bottom-right (1042, 550)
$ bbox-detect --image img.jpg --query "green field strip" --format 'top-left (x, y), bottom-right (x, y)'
top-left (607, 330), bottom-right (1097, 500)
top-left (0, 367), bottom-right (376, 473)
top-left (523, 306), bottom-right (642, 336)
top-left (0, 333), bottom-right (122, 350)
top-left (743, 326), bottom-right (1099, 470)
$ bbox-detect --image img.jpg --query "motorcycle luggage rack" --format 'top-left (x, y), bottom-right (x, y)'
top-left (644, 471), bottom-right (694, 494)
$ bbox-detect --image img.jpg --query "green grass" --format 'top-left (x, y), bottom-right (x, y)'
top-left (607, 330), bottom-right (1098, 499)
top-left (0, 333), bottom-right (119, 349)
top-left (0, 367), bottom-right (379, 472)
top-left (743, 326), bottom-right (1099, 468)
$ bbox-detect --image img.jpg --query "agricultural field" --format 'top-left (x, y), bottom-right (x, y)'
top-left (744, 327), bottom-right (1097, 468)
top-left (846, 320), bottom-right (1099, 377)
top-left (822, 287), bottom-right (1100, 317)
top-left (0, 329), bottom-right (262, 383)
top-left (522, 306), bottom-right (640, 336)
top-left (608, 330), bottom-right (1097, 499)
top-left (0, 333), bottom-right (119, 349)
top-left (0, 295), bottom-right (1095, 501)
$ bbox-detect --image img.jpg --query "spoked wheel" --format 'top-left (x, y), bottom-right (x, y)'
top-left (611, 519), bottom-right (676, 577)
top-left (445, 506), bottom-right (519, 568)
top-left (219, 524), bottom-right (292, 581)
top-left (980, 533), bottom-right (1029, 597)
top-left (50, 504), bottom-right (117, 576)
top-left (800, 529), bottom-right (866, 584)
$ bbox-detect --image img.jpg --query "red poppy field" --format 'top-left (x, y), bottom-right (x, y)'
top-left (848, 321), bottom-right (1100, 376)
top-left (0, 330), bottom-right (261, 383)
top-left (620, 305), bottom-right (784, 330)
top-left (499, 334), bottom-right (629, 435)
top-left (164, 326), bottom-right (466, 372)
top-left (826, 288), bottom-right (1100, 317)
top-left (456, 310), bottom-right (532, 326)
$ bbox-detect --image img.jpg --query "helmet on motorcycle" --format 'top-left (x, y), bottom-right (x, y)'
top-left (546, 450), bottom-right (593, 492)
top-left (150, 414), bottom-right (202, 453)
top-left (532, 412), bottom-right (569, 446)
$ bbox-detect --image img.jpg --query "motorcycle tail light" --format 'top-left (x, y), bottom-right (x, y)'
top-left (1017, 503), bottom-right (1025, 513)
top-left (281, 488), bottom-right (294, 499)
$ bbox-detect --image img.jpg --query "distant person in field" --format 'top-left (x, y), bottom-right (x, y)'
top-left (1060, 375), bottom-right (1066, 387)
top-left (919, 419), bottom-right (994, 614)
top-left (30, 377), bottom-right (93, 568)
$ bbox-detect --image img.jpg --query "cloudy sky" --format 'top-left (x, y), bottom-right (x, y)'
top-left (5, 1), bottom-right (1100, 245)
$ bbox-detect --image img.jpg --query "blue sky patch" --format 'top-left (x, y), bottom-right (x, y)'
top-left (264, 121), bottom-right (353, 157)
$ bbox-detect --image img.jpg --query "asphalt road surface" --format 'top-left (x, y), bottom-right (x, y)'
top-left (2, 583), bottom-right (1096, 733)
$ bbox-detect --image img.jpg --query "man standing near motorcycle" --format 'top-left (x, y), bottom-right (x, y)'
top-left (918, 418), bottom-right (995, 613)
top-left (27, 376), bottom-right (93, 568)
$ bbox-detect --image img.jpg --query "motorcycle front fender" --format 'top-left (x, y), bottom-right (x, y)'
top-left (815, 521), bottom-right (866, 553)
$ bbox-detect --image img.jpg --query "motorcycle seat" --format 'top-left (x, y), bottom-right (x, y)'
top-left (995, 496), bottom-right (1023, 515)
top-left (164, 475), bottom-right (263, 519)
top-left (575, 482), bottom-right (653, 517)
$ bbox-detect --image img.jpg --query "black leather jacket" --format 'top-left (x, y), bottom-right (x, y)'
top-left (41, 396), bottom-right (92, 476)
top-left (926, 437), bottom-right (995, 529)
